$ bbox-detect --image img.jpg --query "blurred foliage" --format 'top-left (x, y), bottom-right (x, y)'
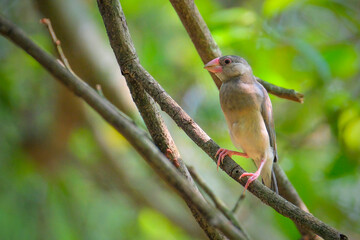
top-left (0, 0), bottom-right (360, 239)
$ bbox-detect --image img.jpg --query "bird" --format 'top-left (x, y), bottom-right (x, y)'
top-left (204, 55), bottom-right (278, 193)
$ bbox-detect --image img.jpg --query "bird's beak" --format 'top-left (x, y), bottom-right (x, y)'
top-left (204, 57), bottom-right (222, 73)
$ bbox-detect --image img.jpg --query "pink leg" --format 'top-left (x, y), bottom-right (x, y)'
top-left (239, 159), bottom-right (266, 192)
top-left (215, 148), bottom-right (249, 171)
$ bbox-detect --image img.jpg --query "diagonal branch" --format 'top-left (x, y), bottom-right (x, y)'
top-left (91, 2), bottom-right (347, 240)
top-left (0, 15), bottom-right (248, 240)
top-left (169, 0), bottom-right (304, 104)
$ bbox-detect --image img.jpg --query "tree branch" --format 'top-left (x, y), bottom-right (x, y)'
top-left (0, 15), bottom-right (249, 240)
top-left (169, 0), bottom-right (304, 104)
top-left (88, 2), bottom-right (347, 239)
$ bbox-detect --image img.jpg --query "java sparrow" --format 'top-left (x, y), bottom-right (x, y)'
top-left (204, 55), bottom-right (278, 193)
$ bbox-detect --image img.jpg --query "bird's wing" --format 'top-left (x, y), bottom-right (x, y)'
top-left (256, 81), bottom-right (278, 162)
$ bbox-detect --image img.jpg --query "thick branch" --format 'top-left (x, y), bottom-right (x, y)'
top-left (169, 0), bottom-right (304, 104)
top-left (85, 4), bottom-right (347, 239)
top-left (0, 15), bottom-right (248, 240)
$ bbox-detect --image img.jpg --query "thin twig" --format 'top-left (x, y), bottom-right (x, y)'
top-left (95, 84), bottom-right (105, 97)
top-left (232, 194), bottom-right (246, 213)
top-left (40, 18), bottom-right (76, 76)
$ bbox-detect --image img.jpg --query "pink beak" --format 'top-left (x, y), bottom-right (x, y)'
top-left (204, 57), bottom-right (222, 73)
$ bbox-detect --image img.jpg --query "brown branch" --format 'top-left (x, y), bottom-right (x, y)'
top-left (0, 15), bottom-right (249, 240)
top-left (256, 78), bottom-right (304, 103)
top-left (169, 0), bottom-right (304, 104)
top-left (87, 2), bottom-right (347, 239)
top-left (40, 18), bottom-right (75, 76)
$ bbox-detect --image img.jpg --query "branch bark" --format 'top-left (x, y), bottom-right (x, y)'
top-left (169, 0), bottom-right (304, 104)
top-left (81, 2), bottom-right (346, 239)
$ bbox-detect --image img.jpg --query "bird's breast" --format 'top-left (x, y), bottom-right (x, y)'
top-left (225, 110), bottom-right (270, 161)
top-left (219, 81), bottom-right (263, 113)
top-left (219, 81), bottom-right (270, 161)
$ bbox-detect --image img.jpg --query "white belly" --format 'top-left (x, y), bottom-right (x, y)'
top-left (226, 110), bottom-right (271, 164)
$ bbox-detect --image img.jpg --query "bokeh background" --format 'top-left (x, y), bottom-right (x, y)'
top-left (0, 0), bottom-right (359, 239)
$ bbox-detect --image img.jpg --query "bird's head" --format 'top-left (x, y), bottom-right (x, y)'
top-left (204, 55), bottom-right (252, 82)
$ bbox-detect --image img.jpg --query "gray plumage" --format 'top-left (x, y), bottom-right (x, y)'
top-left (206, 55), bottom-right (278, 192)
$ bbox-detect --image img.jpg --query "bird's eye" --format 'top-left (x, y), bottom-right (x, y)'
top-left (224, 59), bottom-right (231, 64)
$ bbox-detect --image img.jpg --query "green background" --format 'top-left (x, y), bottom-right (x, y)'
top-left (0, 0), bottom-right (359, 239)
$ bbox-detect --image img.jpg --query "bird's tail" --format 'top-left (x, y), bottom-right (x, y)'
top-left (270, 167), bottom-right (278, 194)
top-left (261, 160), bottom-right (278, 194)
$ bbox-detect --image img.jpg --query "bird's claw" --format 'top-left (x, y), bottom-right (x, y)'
top-left (239, 172), bottom-right (260, 192)
top-left (215, 148), bottom-right (249, 171)
top-left (215, 148), bottom-right (227, 170)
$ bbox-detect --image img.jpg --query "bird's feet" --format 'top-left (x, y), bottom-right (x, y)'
top-left (239, 171), bottom-right (260, 191)
top-left (239, 158), bottom-right (267, 193)
top-left (215, 148), bottom-right (249, 171)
